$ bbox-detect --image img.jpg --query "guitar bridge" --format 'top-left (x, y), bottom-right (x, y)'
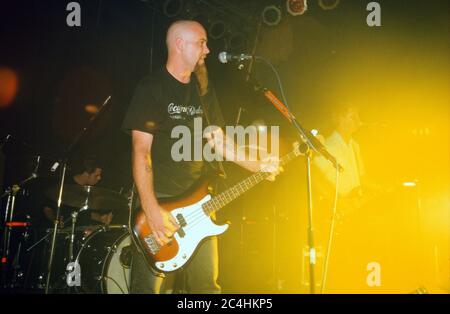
top-left (144, 236), bottom-right (159, 254)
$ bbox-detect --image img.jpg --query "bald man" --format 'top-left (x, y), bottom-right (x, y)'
top-left (122, 20), bottom-right (277, 294)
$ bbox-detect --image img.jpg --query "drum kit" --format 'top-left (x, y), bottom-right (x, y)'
top-left (0, 152), bottom-right (135, 294)
top-left (1, 96), bottom-right (136, 294)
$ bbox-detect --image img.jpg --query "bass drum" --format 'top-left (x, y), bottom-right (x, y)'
top-left (75, 225), bottom-right (132, 294)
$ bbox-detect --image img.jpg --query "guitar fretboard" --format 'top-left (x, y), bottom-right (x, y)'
top-left (202, 148), bottom-right (300, 216)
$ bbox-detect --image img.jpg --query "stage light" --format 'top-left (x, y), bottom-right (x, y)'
top-left (262, 5), bottom-right (282, 26)
top-left (311, 129), bottom-right (319, 136)
top-left (163, 0), bottom-right (183, 18)
top-left (318, 0), bottom-right (340, 10)
top-left (286, 0), bottom-right (308, 16)
top-left (0, 66), bottom-right (18, 109)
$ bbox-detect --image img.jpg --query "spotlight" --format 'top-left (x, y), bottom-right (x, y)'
top-left (286, 0), bottom-right (308, 16)
top-left (318, 0), bottom-right (340, 10)
top-left (0, 66), bottom-right (19, 109)
top-left (262, 5), bottom-right (282, 26)
top-left (84, 104), bottom-right (99, 114)
top-left (163, 0), bottom-right (183, 18)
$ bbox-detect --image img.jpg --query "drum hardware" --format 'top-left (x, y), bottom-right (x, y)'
top-left (43, 185), bottom-right (128, 261)
top-left (26, 217), bottom-right (73, 253)
top-left (0, 150), bottom-right (63, 290)
top-left (1, 99), bottom-right (135, 293)
top-left (23, 224), bottom-right (131, 293)
top-left (119, 245), bottom-right (132, 269)
top-left (105, 244), bottom-right (117, 253)
top-left (45, 185), bottom-right (129, 213)
top-left (73, 226), bottom-right (131, 294)
top-left (25, 181), bottom-right (129, 293)
top-left (1, 152), bottom-right (59, 289)
top-left (2, 216), bottom-right (33, 289)
top-left (19, 180), bottom-right (128, 292)
top-left (1, 173), bottom-right (38, 288)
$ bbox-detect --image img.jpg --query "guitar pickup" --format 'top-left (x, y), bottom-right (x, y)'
top-left (177, 228), bottom-right (186, 238)
top-left (176, 213), bottom-right (187, 227)
top-left (175, 213), bottom-right (187, 238)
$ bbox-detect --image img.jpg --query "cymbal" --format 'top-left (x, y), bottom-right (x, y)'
top-left (46, 185), bottom-right (128, 211)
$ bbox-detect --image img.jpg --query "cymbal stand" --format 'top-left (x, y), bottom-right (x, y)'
top-left (45, 162), bottom-right (68, 293)
top-left (68, 194), bottom-right (89, 263)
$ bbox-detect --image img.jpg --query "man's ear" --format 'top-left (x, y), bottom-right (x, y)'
top-left (175, 37), bottom-right (184, 52)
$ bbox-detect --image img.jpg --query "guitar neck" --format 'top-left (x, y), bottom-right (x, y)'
top-left (202, 149), bottom-right (300, 216)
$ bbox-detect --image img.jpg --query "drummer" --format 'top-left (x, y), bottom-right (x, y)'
top-left (42, 156), bottom-right (113, 228)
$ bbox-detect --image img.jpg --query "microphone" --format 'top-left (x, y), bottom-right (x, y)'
top-left (218, 51), bottom-right (256, 64)
top-left (50, 161), bottom-right (60, 172)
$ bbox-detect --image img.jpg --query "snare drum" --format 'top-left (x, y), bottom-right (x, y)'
top-left (74, 225), bottom-right (131, 294)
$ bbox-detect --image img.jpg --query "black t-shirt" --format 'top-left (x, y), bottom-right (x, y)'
top-left (122, 68), bottom-right (225, 196)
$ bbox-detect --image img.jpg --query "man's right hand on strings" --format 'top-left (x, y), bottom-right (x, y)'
top-left (146, 204), bottom-right (179, 247)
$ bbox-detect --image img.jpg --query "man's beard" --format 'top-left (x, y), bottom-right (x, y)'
top-left (195, 58), bottom-right (205, 69)
top-left (194, 62), bottom-right (208, 96)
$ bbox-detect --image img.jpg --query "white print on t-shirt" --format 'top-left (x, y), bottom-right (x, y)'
top-left (168, 103), bottom-right (203, 117)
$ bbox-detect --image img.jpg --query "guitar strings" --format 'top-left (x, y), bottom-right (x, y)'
top-left (176, 155), bottom-right (296, 233)
top-left (181, 170), bottom-right (267, 223)
top-left (148, 152), bottom-right (298, 255)
top-left (159, 152), bottom-right (297, 241)
top-left (179, 155), bottom-right (290, 224)
top-left (178, 151), bottom-right (297, 227)
top-left (181, 173), bottom-right (269, 233)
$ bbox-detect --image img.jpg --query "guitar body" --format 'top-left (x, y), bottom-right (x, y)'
top-left (132, 178), bottom-right (229, 273)
top-left (133, 144), bottom-right (301, 274)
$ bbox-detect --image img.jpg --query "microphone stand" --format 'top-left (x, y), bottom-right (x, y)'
top-left (238, 63), bottom-right (342, 294)
top-left (44, 96), bottom-right (111, 294)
